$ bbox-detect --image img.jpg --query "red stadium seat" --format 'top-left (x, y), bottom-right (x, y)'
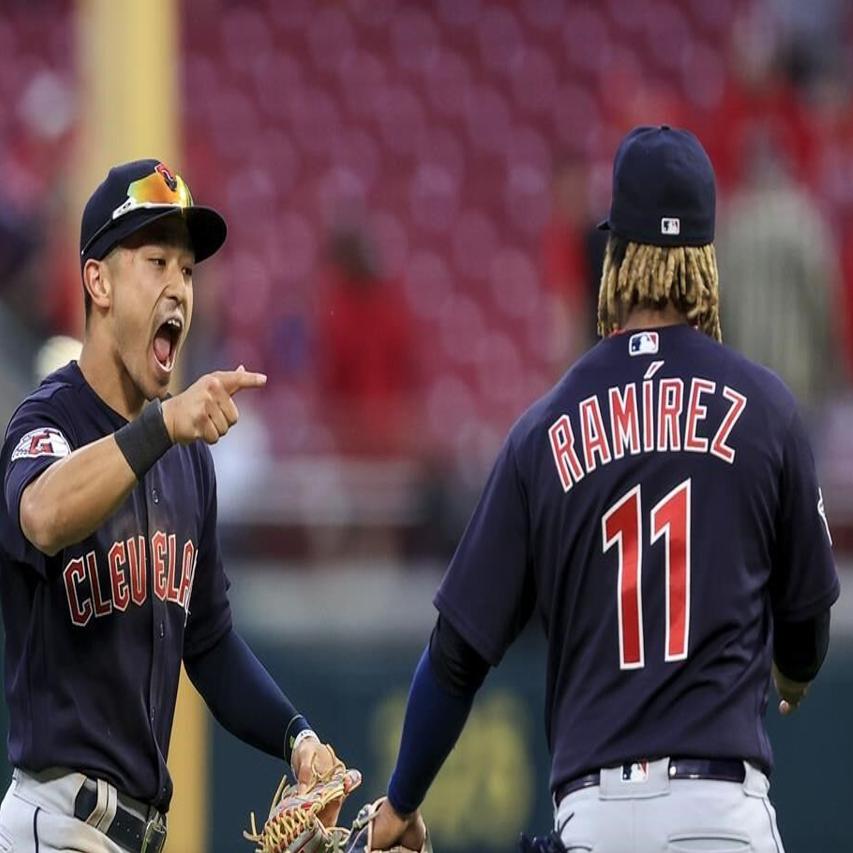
top-left (510, 47), bottom-right (559, 115)
top-left (391, 8), bottom-right (440, 74)
top-left (477, 6), bottom-right (525, 75)
top-left (424, 49), bottom-right (473, 117)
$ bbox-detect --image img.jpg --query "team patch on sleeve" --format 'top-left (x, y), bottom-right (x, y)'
top-left (11, 428), bottom-right (71, 462)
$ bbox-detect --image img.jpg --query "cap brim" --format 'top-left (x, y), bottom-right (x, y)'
top-left (182, 206), bottom-right (227, 262)
top-left (83, 205), bottom-right (227, 264)
top-left (596, 218), bottom-right (610, 231)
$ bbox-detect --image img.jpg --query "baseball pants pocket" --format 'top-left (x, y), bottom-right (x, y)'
top-left (667, 833), bottom-right (752, 852)
top-left (0, 825), bottom-right (12, 852)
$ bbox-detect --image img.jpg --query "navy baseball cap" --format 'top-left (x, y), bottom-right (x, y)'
top-left (80, 159), bottom-right (227, 265)
top-left (598, 125), bottom-right (716, 247)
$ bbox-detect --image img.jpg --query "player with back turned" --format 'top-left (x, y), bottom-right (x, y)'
top-left (346, 127), bottom-right (840, 852)
top-left (0, 161), bottom-right (350, 852)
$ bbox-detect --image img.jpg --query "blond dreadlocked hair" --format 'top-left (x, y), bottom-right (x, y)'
top-left (597, 235), bottom-right (722, 341)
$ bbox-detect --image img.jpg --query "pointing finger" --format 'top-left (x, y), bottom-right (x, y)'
top-left (217, 369), bottom-right (267, 395)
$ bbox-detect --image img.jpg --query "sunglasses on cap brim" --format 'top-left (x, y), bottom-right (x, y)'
top-left (81, 169), bottom-right (195, 258)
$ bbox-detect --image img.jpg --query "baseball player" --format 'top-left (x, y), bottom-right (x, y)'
top-left (0, 160), bottom-right (340, 852)
top-left (352, 127), bottom-right (839, 852)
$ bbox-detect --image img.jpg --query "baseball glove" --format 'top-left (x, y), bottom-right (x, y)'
top-left (244, 746), bottom-right (362, 853)
top-left (344, 799), bottom-right (433, 853)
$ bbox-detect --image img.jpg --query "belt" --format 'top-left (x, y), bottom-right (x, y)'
top-left (73, 781), bottom-right (167, 853)
top-left (555, 758), bottom-right (746, 805)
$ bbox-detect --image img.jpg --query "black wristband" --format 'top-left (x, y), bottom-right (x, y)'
top-left (283, 714), bottom-right (312, 764)
top-left (114, 399), bottom-right (174, 480)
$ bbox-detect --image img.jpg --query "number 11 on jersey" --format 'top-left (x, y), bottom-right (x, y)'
top-left (602, 479), bottom-right (691, 670)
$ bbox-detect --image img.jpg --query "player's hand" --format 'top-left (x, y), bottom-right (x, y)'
top-left (292, 735), bottom-right (334, 795)
top-left (161, 365), bottom-right (266, 445)
top-left (368, 798), bottom-right (427, 851)
top-left (772, 662), bottom-right (810, 715)
top-left (291, 736), bottom-right (357, 826)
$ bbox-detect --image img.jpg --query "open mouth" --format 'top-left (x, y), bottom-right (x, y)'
top-left (152, 317), bottom-right (183, 372)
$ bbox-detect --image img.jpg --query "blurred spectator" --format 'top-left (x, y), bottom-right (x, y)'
top-left (540, 158), bottom-right (601, 369)
top-left (0, 208), bottom-right (38, 302)
top-left (2, 67), bottom-right (78, 337)
top-left (316, 221), bottom-right (418, 456)
top-left (717, 132), bottom-right (841, 409)
top-left (706, 7), bottom-right (817, 192)
top-left (812, 79), bottom-right (853, 377)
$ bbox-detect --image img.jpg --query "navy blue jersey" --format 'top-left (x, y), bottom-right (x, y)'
top-left (0, 362), bottom-right (230, 811)
top-left (435, 324), bottom-right (839, 794)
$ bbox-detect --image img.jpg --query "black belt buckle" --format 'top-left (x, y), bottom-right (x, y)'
top-left (141, 819), bottom-right (167, 853)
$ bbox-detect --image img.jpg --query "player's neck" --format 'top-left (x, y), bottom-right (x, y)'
top-left (78, 335), bottom-right (146, 422)
top-left (621, 304), bottom-right (688, 332)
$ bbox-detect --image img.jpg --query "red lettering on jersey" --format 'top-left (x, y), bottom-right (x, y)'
top-left (61, 534), bottom-right (198, 627)
top-left (642, 380), bottom-right (655, 452)
top-left (609, 384), bottom-right (640, 459)
top-left (684, 378), bottom-right (715, 453)
top-left (166, 534), bottom-right (181, 603)
top-left (178, 541), bottom-right (196, 608)
top-left (152, 531), bottom-right (169, 601)
top-left (657, 379), bottom-right (684, 452)
top-left (548, 414), bottom-right (584, 492)
top-left (86, 551), bottom-right (112, 618)
top-left (711, 387), bottom-right (747, 464)
top-left (108, 541), bottom-right (130, 612)
top-left (580, 396), bottom-right (612, 472)
top-left (63, 557), bottom-right (92, 627)
top-left (651, 479), bottom-right (692, 661)
top-left (602, 486), bottom-right (644, 669)
top-left (127, 536), bottom-right (147, 606)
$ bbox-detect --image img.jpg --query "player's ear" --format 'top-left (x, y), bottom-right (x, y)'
top-left (82, 257), bottom-right (114, 312)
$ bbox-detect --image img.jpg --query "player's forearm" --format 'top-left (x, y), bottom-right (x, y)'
top-left (387, 646), bottom-right (479, 815)
top-left (387, 618), bottom-right (490, 814)
top-left (184, 627), bottom-right (311, 763)
top-left (19, 434), bottom-right (138, 556)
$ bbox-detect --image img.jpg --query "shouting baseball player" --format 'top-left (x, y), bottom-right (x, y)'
top-left (0, 160), bottom-right (343, 852)
top-left (350, 127), bottom-right (839, 852)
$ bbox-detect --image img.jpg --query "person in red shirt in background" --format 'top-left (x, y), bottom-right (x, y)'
top-left (702, 10), bottom-right (817, 195)
top-left (540, 157), bottom-right (601, 372)
top-left (316, 222), bottom-right (418, 457)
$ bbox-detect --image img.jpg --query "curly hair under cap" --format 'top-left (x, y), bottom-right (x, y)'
top-left (597, 234), bottom-right (722, 342)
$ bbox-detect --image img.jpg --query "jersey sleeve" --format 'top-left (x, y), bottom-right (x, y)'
top-left (0, 399), bottom-right (76, 572)
top-left (183, 447), bottom-right (233, 660)
top-left (434, 435), bottom-right (535, 666)
top-left (770, 409), bottom-right (840, 621)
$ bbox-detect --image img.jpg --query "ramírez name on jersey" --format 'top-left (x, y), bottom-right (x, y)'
top-left (548, 373), bottom-right (747, 491)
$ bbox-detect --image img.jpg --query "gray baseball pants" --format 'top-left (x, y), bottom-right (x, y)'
top-left (0, 768), bottom-right (156, 852)
top-left (555, 758), bottom-right (785, 852)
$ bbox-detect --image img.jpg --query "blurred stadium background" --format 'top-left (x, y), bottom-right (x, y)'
top-left (1, 0), bottom-right (852, 850)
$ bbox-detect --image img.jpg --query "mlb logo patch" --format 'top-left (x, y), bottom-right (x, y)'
top-left (629, 331), bottom-right (659, 356)
top-left (661, 217), bottom-right (680, 235)
top-left (622, 761), bottom-right (650, 783)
